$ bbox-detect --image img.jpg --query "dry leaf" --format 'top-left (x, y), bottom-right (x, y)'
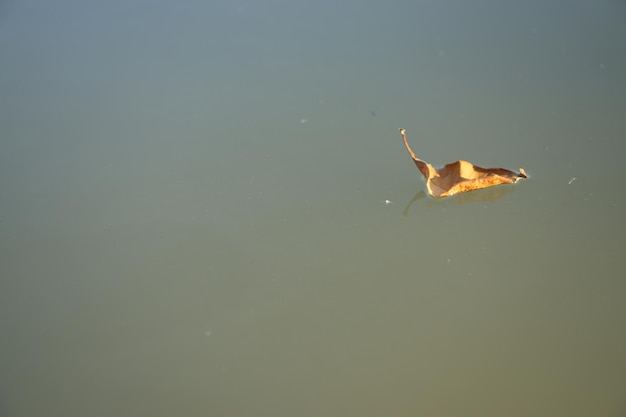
top-left (399, 128), bottom-right (527, 198)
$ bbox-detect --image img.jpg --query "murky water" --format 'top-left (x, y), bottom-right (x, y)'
top-left (2, 1), bottom-right (626, 416)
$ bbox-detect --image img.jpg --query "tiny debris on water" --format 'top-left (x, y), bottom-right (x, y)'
top-left (568, 177), bottom-right (576, 185)
top-left (381, 199), bottom-right (393, 205)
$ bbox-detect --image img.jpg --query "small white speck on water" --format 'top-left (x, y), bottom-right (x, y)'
top-left (568, 177), bottom-right (576, 185)
top-left (381, 199), bottom-right (393, 205)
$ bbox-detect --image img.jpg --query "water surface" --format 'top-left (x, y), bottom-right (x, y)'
top-left (1, 1), bottom-right (626, 416)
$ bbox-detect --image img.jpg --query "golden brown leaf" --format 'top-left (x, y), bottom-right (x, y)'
top-left (399, 128), bottom-right (527, 198)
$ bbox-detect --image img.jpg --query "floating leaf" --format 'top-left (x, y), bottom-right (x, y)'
top-left (399, 128), bottom-right (527, 198)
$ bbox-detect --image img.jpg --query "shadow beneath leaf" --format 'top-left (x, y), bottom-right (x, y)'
top-left (403, 184), bottom-right (517, 218)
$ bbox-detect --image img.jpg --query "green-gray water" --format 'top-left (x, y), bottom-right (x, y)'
top-left (2, 1), bottom-right (626, 416)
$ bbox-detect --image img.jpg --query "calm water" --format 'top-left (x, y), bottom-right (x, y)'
top-left (2, 1), bottom-right (626, 416)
